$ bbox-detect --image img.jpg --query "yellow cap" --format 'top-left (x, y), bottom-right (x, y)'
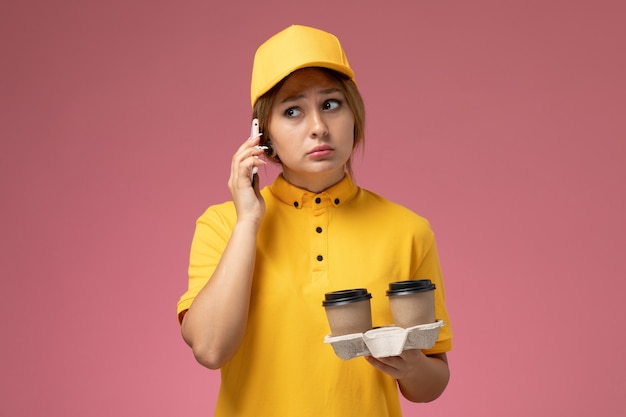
top-left (250, 25), bottom-right (355, 107)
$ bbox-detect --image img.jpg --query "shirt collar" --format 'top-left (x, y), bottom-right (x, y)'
top-left (269, 173), bottom-right (359, 209)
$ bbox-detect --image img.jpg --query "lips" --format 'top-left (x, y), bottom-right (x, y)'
top-left (308, 145), bottom-right (334, 157)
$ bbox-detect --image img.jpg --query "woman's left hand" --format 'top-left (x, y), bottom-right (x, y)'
top-left (364, 350), bottom-right (449, 403)
top-left (364, 348), bottom-right (426, 380)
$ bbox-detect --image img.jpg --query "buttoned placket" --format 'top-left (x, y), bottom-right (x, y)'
top-left (311, 194), bottom-right (329, 280)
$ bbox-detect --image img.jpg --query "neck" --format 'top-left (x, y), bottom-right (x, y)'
top-left (282, 170), bottom-right (346, 193)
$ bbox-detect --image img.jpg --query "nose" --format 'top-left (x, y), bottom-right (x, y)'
top-left (309, 109), bottom-right (329, 138)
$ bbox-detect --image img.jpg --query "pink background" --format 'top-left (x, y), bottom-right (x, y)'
top-left (2, 0), bottom-right (625, 415)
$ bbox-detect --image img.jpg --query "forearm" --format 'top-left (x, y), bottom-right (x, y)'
top-left (397, 352), bottom-right (450, 403)
top-left (181, 219), bottom-right (259, 369)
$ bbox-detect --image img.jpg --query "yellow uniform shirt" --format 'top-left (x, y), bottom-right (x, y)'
top-left (178, 174), bottom-right (452, 416)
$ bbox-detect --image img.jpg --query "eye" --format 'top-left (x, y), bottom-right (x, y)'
top-left (323, 99), bottom-right (341, 111)
top-left (285, 107), bottom-right (302, 118)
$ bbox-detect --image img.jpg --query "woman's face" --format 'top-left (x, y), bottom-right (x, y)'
top-left (267, 68), bottom-right (355, 192)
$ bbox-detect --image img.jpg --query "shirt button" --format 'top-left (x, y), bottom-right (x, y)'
top-left (315, 197), bottom-right (321, 204)
top-left (316, 255), bottom-right (323, 261)
top-left (334, 198), bottom-right (340, 205)
top-left (293, 201), bottom-right (299, 208)
top-left (316, 227), bottom-right (322, 233)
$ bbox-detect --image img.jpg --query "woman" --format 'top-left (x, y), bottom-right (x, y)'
top-left (177, 25), bottom-right (452, 416)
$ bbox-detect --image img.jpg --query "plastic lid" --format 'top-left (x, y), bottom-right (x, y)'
top-left (322, 288), bottom-right (372, 307)
top-left (386, 279), bottom-right (436, 296)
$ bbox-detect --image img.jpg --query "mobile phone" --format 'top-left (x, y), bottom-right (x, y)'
top-left (250, 119), bottom-right (260, 187)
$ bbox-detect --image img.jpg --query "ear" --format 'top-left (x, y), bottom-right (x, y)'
top-left (264, 142), bottom-right (277, 158)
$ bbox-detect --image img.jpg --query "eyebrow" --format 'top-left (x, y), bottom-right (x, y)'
top-left (279, 87), bottom-right (343, 104)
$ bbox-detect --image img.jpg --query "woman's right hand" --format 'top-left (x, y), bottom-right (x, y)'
top-left (228, 133), bottom-right (268, 225)
top-left (184, 131), bottom-right (268, 369)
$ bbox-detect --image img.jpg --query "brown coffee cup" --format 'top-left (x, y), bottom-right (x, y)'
top-left (322, 289), bottom-right (373, 336)
top-left (386, 280), bottom-right (436, 328)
